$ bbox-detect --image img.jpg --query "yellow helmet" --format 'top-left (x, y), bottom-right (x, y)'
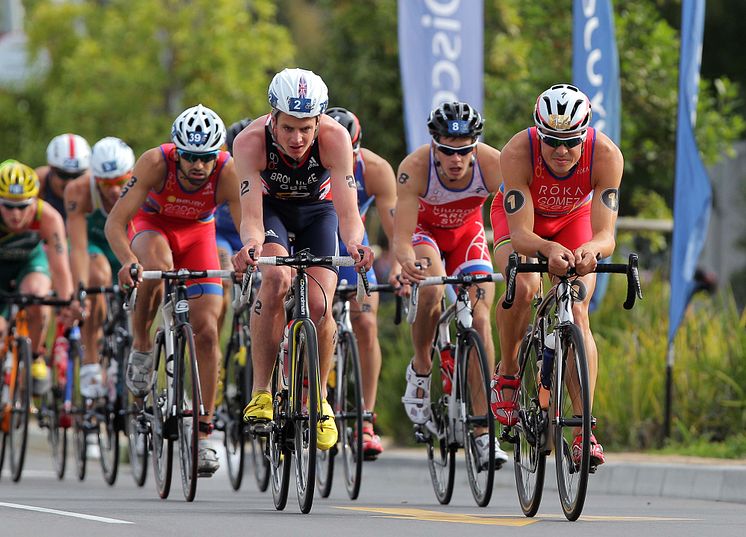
top-left (0, 159), bottom-right (40, 200)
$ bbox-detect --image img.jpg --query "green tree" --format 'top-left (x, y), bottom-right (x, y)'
top-left (20, 0), bottom-right (295, 162)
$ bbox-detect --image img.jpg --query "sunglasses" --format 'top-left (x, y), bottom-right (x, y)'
top-left (52, 168), bottom-right (84, 181)
top-left (538, 130), bottom-right (586, 149)
top-left (433, 141), bottom-right (477, 156)
top-left (96, 172), bottom-right (132, 187)
top-left (178, 150), bottom-right (219, 163)
top-left (0, 199), bottom-right (34, 210)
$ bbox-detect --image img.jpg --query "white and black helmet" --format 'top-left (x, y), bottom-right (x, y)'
top-left (46, 133), bottom-right (91, 174)
top-left (268, 68), bottom-right (329, 118)
top-left (171, 104), bottom-right (226, 153)
top-left (91, 137), bottom-right (135, 179)
top-left (533, 84), bottom-right (592, 135)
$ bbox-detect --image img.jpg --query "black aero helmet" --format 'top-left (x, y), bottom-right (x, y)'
top-left (225, 117), bottom-right (252, 155)
top-left (427, 101), bottom-right (484, 140)
top-left (325, 107), bottom-right (362, 152)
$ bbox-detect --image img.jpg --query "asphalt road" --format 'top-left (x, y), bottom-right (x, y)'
top-left (1, 433), bottom-right (745, 537)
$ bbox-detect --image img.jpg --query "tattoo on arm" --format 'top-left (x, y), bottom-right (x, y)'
top-left (240, 180), bottom-right (250, 196)
top-left (389, 208), bottom-right (395, 218)
top-left (346, 175), bottom-right (356, 189)
top-left (66, 200), bottom-right (77, 212)
top-left (601, 188), bottom-right (619, 212)
top-left (52, 232), bottom-right (64, 254)
top-left (253, 299), bottom-right (262, 316)
top-left (397, 172), bottom-right (409, 185)
top-left (120, 176), bottom-right (138, 198)
top-left (504, 189), bottom-right (526, 214)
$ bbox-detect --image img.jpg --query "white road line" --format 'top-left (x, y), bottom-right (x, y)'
top-left (0, 502), bottom-right (133, 524)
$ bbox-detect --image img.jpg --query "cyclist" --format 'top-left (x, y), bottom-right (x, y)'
top-left (0, 160), bottom-right (76, 394)
top-left (489, 84), bottom-right (623, 468)
top-left (36, 133), bottom-right (92, 219)
top-left (104, 104), bottom-right (242, 476)
top-left (392, 101), bottom-right (508, 468)
top-left (231, 68), bottom-right (374, 452)
top-left (326, 106), bottom-right (398, 460)
top-left (64, 137), bottom-right (135, 398)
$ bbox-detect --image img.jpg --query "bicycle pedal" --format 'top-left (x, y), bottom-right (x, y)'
top-left (249, 420), bottom-right (272, 436)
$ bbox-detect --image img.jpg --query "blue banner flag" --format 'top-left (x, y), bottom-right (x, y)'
top-left (398, 0), bottom-right (483, 152)
top-left (668, 0), bottom-right (711, 343)
top-left (572, 0), bottom-right (622, 311)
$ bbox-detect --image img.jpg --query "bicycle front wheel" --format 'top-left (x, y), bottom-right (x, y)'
top-left (177, 324), bottom-right (200, 502)
top-left (126, 391), bottom-right (148, 487)
top-left (554, 323), bottom-right (591, 521)
top-left (70, 340), bottom-right (87, 482)
top-left (222, 314), bottom-right (249, 491)
top-left (47, 381), bottom-right (67, 480)
top-left (151, 330), bottom-right (173, 499)
top-left (292, 319), bottom-right (318, 514)
top-left (459, 328), bottom-right (495, 507)
top-left (426, 343), bottom-right (455, 505)
top-left (269, 354), bottom-right (291, 511)
top-left (514, 328), bottom-right (547, 517)
top-left (8, 337), bottom-right (32, 482)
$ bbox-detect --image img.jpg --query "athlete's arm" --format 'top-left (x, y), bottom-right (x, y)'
top-left (476, 142), bottom-right (503, 194)
top-left (320, 115), bottom-right (370, 267)
top-left (392, 147), bottom-right (428, 283)
top-left (500, 132), bottom-right (574, 275)
top-left (215, 157), bottom-right (243, 234)
top-left (34, 165), bottom-right (50, 198)
top-left (231, 119), bottom-right (267, 268)
top-left (39, 203), bottom-right (74, 300)
top-left (574, 133), bottom-right (624, 275)
top-left (64, 177), bottom-right (92, 288)
top-left (104, 147), bottom-right (165, 286)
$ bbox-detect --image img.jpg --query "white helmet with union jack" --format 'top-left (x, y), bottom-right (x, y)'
top-left (268, 68), bottom-right (329, 119)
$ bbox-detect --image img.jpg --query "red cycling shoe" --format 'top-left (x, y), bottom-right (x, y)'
top-left (490, 373), bottom-right (520, 426)
top-left (572, 433), bottom-right (605, 467)
top-left (361, 421), bottom-right (383, 461)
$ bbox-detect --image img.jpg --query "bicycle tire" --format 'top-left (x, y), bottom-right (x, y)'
top-left (48, 385), bottom-right (67, 480)
top-left (222, 313), bottom-right (248, 491)
top-left (338, 329), bottom-right (363, 500)
top-left (176, 324), bottom-right (200, 502)
top-left (293, 319), bottom-right (318, 514)
top-left (8, 337), bottom-right (32, 482)
top-left (70, 340), bottom-right (87, 482)
top-left (459, 328), bottom-right (495, 507)
top-left (315, 378), bottom-right (335, 499)
top-left (269, 352), bottom-right (291, 511)
top-left (151, 329), bottom-right (173, 499)
top-left (426, 343), bottom-right (456, 505)
top-left (98, 349), bottom-right (120, 486)
top-left (126, 391), bottom-right (148, 487)
top-left (513, 327), bottom-right (547, 517)
top-left (554, 323), bottom-right (591, 521)
top-left (0, 430), bottom-right (6, 477)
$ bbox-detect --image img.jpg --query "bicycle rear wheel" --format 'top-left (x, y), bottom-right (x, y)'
top-left (426, 343), bottom-right (455, 505)
top-left (554, 323), bottom-right (591, 521)
top-left (47, 383), bottom-right (67, 480)
top-left (269, 355), bottom-right (291, 510)
top-left (222, 314), bottom-right (249, 491)
top-left (315, 382), bottom-right (335, 498)
top-left (338, 330), bottom-right (363, 500)
top-left (513, 327), bottom-right (547, 517)
top-left (8, 337), bottom-right (32, 482)
top-left (177, 324), bottom-right (200, 502)
top-left (98, 343), bottom-right (121, 486)
top-left (151, 330), bottom-right (173, 499)
top-left (69, 340), bottom-right (87, 482)
top-left (127, 391), bottom-right (148, 487)
top-left (459, 328), bottom-right (495, 507)
top-left (293, 319), bottom-right (318, 514)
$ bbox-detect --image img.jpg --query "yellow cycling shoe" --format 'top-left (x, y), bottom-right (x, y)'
top-left (316, 399), bottom-right (338, 451)
top-left (243, 391), bottom-right (273, 422)
top-left (31, 358), bottom-right (51, 396)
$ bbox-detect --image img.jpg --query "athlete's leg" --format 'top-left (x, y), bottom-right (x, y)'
top-left (410, 241), bottom-right (445, 375)
top-left (349, 292), bottom-right (381, 412)
top-left (18, 272), bottom-right (52, 354)
top-left (130, 231), bottom-right (171, 352)
top-left (81, 253), bottom-right (112, 365)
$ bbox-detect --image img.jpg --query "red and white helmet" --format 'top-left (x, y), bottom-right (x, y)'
top-left (533, 84), bottom-right (592, 135)
top-left (46, 133), bottom-right (91, 174)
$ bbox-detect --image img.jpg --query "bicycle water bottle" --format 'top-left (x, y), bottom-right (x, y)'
top-left (539, 332), bottom-right (555, 409)
top-left (52, 323), bottom-right (69, 386)
top-left (107, 359), bottom-right (118, 401)
top-left (439, 343), bottom-right (455, 394)
top-left (1, 350), bottom-right (12, 404)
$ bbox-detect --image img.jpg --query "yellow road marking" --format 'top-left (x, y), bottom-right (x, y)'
top-left (335, 506), bottom-right (698, 524)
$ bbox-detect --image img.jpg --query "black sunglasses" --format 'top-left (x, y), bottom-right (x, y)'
top-left (538, 131), bottom-right (585, 149)
top-left (178, 150), bottom-right (219, 163)
top-left (433, 141), bottom-right (477, 156)
top-left (1, 199), bottom-right (34, 210)
top-left (52, 167), bottom-right (84, 181)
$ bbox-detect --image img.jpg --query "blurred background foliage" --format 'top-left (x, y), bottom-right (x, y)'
top-left (3, 0), bottom-right (745, 452)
